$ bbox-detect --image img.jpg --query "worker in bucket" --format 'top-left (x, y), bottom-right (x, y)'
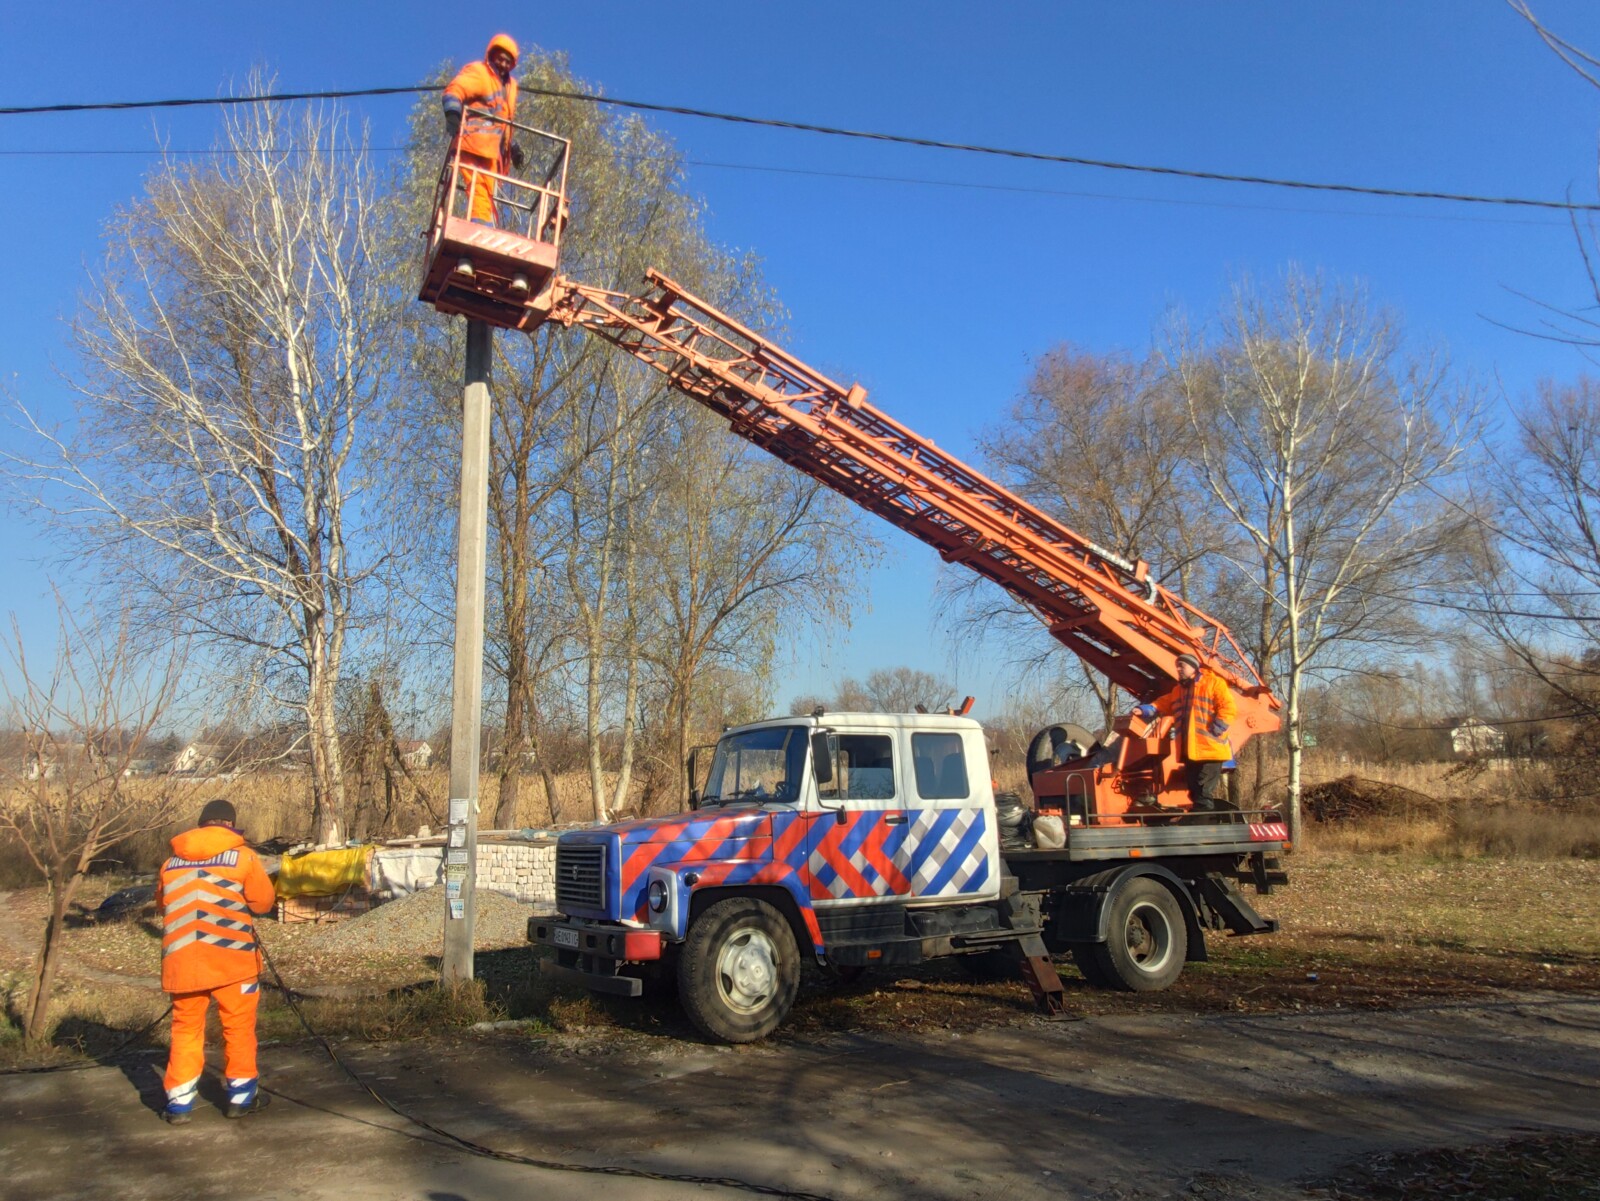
top-left (1134, 652), bottom-right (1238, 818)
top-left (156, 798), bottom-right (276, 1124)
top-left (443, 33), bottom-right (526, 230)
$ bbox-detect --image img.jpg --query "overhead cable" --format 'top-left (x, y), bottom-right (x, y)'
top-left (1, 82), bottom-right (1596, 213)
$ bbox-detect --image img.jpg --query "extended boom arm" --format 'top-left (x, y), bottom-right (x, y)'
top-left (548, 270), bottom-right (1280, 747)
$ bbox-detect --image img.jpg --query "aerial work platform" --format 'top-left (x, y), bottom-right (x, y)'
top-left (418, 110), bottom-right (571, 332)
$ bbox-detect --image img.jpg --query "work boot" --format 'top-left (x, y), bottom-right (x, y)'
top-left (509, 273), bottom-right (530, 296)
top-left (161, 1107), bottom-right (192, 1126)
top-left (455, 258), bottom-right (475, 280)
top-left (226, 1090), bottom-right (270, 1120)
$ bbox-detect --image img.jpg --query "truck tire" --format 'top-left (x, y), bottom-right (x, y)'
top-left (1087, 878), bottom-right (1187, 992)
top-left (1070, 945), bottom-right (1114, 989)
top-left (677, 897), bottom-right (799, 1043)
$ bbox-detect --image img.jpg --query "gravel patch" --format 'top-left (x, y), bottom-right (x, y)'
top-left (287, 886), bottom-right (535, 958)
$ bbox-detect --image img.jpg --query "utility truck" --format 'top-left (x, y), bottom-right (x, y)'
top-left (420, 112), bottom-right (1290, 1042)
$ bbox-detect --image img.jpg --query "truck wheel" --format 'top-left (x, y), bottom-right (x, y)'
top-left (1070, 945), bottom-right (1113, 989)
top-left (677, 898), bottom-right (799, 1043)
top-left (1088, 878), bottom-right (1187, 992)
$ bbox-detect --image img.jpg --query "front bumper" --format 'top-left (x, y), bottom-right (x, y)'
top-left (528, 915), bottom-right (664, 997)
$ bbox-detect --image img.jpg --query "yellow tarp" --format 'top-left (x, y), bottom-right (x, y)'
top-left (275, 845), bottom-right (373, 897)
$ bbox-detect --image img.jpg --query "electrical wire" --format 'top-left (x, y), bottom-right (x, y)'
top-left (0, 1002), bottom-right (171, 1077)
top-left (255, 941), bottom-right (842, 1201)
top-left (1, 82), bottom-right (1595, 213)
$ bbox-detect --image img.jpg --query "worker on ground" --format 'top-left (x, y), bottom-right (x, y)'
top-left (1135, 652), bottom-right (1237, 818)
top-left (443, 34), bottom-right (526, 234)
top-left (157, 798), bottom-right (276, 1124)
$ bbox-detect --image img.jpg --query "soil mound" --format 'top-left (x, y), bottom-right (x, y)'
top-left (1302, 775), bottom-right (1442, 823)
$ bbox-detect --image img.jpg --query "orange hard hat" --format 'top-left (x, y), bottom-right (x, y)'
top-left (486, 33), bottom-right (520, 66)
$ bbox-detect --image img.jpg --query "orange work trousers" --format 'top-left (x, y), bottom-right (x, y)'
top-left (163, 978), bottom-right (261, 1106)
top-left (459, 152), bottom-right (500, 224)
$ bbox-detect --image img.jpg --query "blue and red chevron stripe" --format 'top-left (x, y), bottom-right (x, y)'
top-left (563, 804), bottom-right (991, 953)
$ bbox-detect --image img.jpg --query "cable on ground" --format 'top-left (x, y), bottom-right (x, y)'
top-left (0, 1002), bottom-right (171, 1077)
top-left (256, 941), bottom-right (842, 1201)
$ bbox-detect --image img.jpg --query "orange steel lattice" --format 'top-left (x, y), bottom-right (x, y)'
top-left (548, 269), bottom-right (1281, 749)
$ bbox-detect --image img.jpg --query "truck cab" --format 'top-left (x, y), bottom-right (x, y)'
top-left (531, 713), bottom-right (1039, 1041)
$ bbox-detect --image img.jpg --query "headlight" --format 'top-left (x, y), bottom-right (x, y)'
top-left (647, 879), bottom-right (669, 913)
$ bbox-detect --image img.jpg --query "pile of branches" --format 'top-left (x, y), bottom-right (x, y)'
top-left (1302, 775), bottom-right (1442, 823)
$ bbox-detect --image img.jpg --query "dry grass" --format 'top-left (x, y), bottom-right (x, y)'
top-left (4, 848), bottom-right (1599, 1069)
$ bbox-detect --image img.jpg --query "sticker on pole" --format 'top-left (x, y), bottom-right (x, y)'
top-left (449, 899), bottom-right (465, 920)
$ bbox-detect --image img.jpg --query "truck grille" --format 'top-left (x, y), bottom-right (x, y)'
top-left (555, 843), bottom-right (606, 912)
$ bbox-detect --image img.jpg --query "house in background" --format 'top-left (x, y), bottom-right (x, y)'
top-left (1448, 717), bottom-right (1506, 759)
top-left (171, 742), bottom-right (222, 775)
top-left (398, 740), bottom-right (433, 770)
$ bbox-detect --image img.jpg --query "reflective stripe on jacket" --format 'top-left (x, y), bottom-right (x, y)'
top-left (443, 61), bottom-right (517, 165)
top-left (1151, 668), bottom-right (1238, 762)
top-left (156, 825), bottom-right (276, 994)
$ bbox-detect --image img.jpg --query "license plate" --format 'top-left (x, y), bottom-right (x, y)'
top-left (553, 927), bottom-right (580, 949)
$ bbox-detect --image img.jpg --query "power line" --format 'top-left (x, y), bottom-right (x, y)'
top-left (0, 143), bottom-right (1567, 228)
top-left (2, 81), bottom-right (1596, 214)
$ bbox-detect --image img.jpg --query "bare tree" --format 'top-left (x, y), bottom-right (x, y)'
top-left (642, 412), bottom-right (864, 804)
top-left (1167, 270), bottom-right (1478, 839)
top-left (948, 346), bottom-right (1242, 726)
top-left (7, 86), bottom-right (398, 845)
top-left (1469, 380), bottom-right (1600, 722)
top-left (393, 54), bottom-right (798, 826)
top-left (805, 667), bottom-right (955, 715)
top-left (0, 608), bottom-right (193, 1042)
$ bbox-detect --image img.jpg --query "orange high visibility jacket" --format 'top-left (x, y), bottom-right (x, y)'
top-left (443, 59), bottom-right (517, 165)
top-left (156, 825), bottom-right (276, 995)
top-left (1151, 668), bottom-right (1238, 762)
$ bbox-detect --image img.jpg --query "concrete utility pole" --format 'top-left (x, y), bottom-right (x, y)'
top-left (442, 317), bottom-right (492, 985)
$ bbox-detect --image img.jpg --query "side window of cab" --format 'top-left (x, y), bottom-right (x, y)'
top-left (911, 732), bottom-right (970, 800)
top-left (816, 733), bottom-right (897, 801)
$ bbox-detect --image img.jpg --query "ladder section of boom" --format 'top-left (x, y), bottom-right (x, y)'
top-left (547, 269), bottom-right (1279, 737)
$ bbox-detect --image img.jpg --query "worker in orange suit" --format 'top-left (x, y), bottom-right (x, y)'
top-left (443, 33), bottom-right (525, 227)
top-left (1135, 652), bottom-right (1238, 816)
top-left (156, 798), bottom-right (276, 1124)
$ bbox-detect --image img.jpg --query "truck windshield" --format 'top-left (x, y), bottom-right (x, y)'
top-left (702, 725), bottom-right (807, 806)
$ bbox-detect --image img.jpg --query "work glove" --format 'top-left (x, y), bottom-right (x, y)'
top-left (1133, 704), bottom-right (1157, 720)
top-left (444, 109), bottom-right (461, 137)
top-left (508, 141), bottom-right (526, 170)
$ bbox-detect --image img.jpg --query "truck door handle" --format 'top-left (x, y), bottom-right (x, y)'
top-left (884, 813), bottom-right (907, 825)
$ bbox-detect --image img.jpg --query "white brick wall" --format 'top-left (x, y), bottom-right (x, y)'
top-left (475, 839), bottom-right (557, 911)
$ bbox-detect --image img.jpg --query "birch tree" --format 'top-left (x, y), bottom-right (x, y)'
top-left (8, 90), bottom-right (397, 844)
top-left (950, 346), bottom-right (1242, 727)
top-left (1167, 271), bottom-right (1477, 839)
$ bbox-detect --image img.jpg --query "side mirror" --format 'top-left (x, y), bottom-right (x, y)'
top-left (688, 787), bottom-right (701, 811)
top-left (810, 731), bottom-right (834, 786)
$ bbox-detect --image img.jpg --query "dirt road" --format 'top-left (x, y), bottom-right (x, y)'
top-left (3, 991), bottom-right (1597, 1201)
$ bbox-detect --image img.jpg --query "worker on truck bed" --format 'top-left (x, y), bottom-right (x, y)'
top-left (443, 33), bottom-right (525, 230)
top-left (1136, 652), bottom-right (1237, 816)
top-left (156, 799), bottom-right (276, 1124)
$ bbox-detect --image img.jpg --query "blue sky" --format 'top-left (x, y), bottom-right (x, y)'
top-left (3, 1), bottom-right (1600, 716)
